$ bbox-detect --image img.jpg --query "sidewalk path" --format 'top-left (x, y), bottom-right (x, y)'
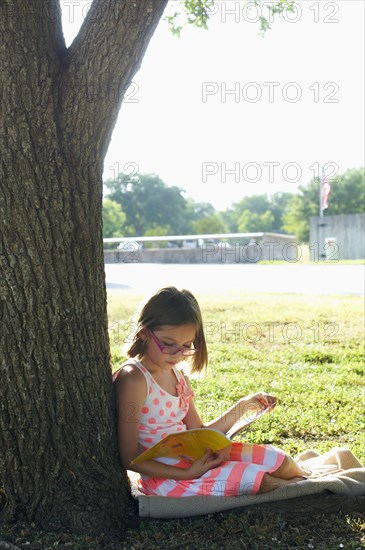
top-left (105, 263), bottom-right (364, 296)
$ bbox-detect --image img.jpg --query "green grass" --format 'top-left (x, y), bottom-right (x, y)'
top-left (108, 290), bottom-right (365, 463)
top-left (258, 259), bottom-right (365, 265)
top-left (1, 290), bottom-right (364, 549)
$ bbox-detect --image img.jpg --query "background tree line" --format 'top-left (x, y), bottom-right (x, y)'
top-left (103, 167), bottom-right (364, 243)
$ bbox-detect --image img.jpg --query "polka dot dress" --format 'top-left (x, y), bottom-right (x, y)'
top-left (114, 360), bottom-right (286, 496)
top-left (136, 362), bottom-right (190, 449)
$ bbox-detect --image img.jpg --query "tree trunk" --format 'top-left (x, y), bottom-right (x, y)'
top-left (0, 0), bottom-right (168, 534)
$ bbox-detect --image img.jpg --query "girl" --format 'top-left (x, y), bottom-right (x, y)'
top-left (114, 286), bottom-right (309, 497)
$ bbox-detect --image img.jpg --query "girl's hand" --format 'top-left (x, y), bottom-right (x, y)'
top-left (184, 448), bottom-right (225, 479)
top-left (244, 392), bottom-right (277, 412)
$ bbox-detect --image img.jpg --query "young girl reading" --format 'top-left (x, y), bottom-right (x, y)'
top-left (114, 286), bottom-right (310, 497)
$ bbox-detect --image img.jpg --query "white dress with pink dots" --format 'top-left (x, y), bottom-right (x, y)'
top-left (114, 360), bottom-right (286, 497)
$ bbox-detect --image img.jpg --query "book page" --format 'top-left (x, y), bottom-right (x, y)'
top-left (226, 402), bottom-right (275, 439)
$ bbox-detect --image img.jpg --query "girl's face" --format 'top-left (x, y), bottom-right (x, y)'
top-left (141, 324), bottom-right (197, 371)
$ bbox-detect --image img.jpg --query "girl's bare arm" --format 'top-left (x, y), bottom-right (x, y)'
top-left (182, 375), bottom-right (276, 434)
top-left (206, 392), bottom-right (277, 434)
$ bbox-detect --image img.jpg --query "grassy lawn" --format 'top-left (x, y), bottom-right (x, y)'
top-left (106, 290), bottom-right (365, 549)
top-left (1, 290), bottom-right (364, 549)
top-left (108, 290), bottom-right (365, 463)
top-left (258, 259), bottom-right (365, 265)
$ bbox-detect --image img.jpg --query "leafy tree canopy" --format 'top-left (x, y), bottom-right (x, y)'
top-left (238, 209), bottom-right (275, 233)
top-left (165, 0), bottom-right (296, 36)
top-left (186, 199), bottom-right (216, 219)
top-left (192, 212), bottom-right (227, 234)
top-left (104, 173), bottom-right (192, 236)
top-left (102, 199), bottom-right (126, 238)
top-left (228, 192), bottom-right (294, 233)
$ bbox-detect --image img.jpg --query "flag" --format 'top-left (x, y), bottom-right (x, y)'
top-left (321, 170), bottom-right (331, 211)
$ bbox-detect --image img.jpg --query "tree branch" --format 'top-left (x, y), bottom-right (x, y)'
top-left (62, 0), bottom-right (169, 160)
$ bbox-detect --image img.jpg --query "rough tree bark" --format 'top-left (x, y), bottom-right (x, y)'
top-left (0, 0), bottom-right (168, 534)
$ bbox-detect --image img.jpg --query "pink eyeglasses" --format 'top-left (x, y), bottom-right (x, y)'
top-left (149, 330), bottom-right (198, 356)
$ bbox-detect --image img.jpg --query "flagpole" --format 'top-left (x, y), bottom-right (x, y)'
top-left (319, 168), bottom-right (324, 260)
top-left (319, 168), bottom-right (323, 217)
top-left (318, 167), bottom-right (333, 260)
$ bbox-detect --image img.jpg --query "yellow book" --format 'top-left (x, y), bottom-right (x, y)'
top-left (130, 402), bottom-right (274, 465)
top-left (131, 428), bottom-right (230, 465)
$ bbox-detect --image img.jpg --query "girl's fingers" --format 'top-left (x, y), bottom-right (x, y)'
top-left (203, 449), bottom-right (224, 467)
top-left (257, 393), bottom-right (277, 406)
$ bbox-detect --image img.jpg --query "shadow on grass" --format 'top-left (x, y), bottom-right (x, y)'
top-left (1, 495), bottom-right (364, 549)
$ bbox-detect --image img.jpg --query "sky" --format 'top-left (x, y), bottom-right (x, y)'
top-left (61, 0), bottom-right (365, 211)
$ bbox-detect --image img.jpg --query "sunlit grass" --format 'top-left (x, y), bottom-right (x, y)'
top-left (108, 290), bottom-right (365, 463)
top-left (1, 289), bottom-right (364, 548)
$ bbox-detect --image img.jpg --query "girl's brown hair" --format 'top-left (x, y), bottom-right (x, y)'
top-left (126, 286), bottom-right (208, 373)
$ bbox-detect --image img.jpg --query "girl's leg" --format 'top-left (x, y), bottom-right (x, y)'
top-left (258, 472), bottom-right (304, 493)
top-left (271, 454), bottom-right (311, 479)
top-left (257, 454), bottom-right (311, 494)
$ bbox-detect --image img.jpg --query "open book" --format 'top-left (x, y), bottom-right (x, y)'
top-left (131, 402), bottom-right (275, 465)
top-left (225, 401), bottom-right (275, 438)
